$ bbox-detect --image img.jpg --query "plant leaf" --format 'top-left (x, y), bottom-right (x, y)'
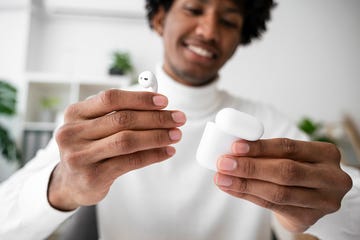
top-left (0, 124), bottom-right (22, 163)
top-left (0, 80), bottom-right (17, 116)
top-left (298, 117), bottom-right (319, 135)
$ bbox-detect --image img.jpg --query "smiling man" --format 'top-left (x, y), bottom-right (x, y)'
top-left (155, 0), bottom-right (243, 86)
top-left (1, 0), bottom-right (359, 240)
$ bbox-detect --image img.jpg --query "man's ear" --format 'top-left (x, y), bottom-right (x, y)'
top-left (151, 7), bottom-right (166, 36)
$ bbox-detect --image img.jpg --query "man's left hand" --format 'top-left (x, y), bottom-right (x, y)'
top-left (214, 138), bottom-right (353, 233)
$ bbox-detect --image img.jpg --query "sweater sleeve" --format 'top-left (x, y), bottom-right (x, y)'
top-left (305, 165), bottom-right (360, 240)
top-left (0, 137), bottom-right (76, 240)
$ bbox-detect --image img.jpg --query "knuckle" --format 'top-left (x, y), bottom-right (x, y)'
top-left (280, 138), bottom-right (298, 156)
top-left (127, 153), bottom-right (145, 170)
top-left (257, 140), bottom-right (266, 156)
top-left (135, 92), bottom-right (151, 105)
top-left (112, 132), bottom-right (135, 153)
top-left (99, 89), bottom-right (118, 107)
top-left (112, 111), bottom-right (134, 129)
top-left (237, 178), bottom-right (249, 192)
top-left (154, 111), bottom-right (168, 125)
top-left (279, 161), bottom-right (298, 184)
top-left (55, 125), bottom-right (67, 144)
top-left (55, 124), bottom-right (76, 144)
top-left (238, 158), bottom-right (255, 177)
top-left (150, 148), bottom-right (170, 163)
top-left (156, 148), bottom-right (167, 158)
top-left (153, 131), bottom-right (167, 146)
top-left (327, 200), bottom-right (341, 213)
top-left (326, 143), bottom-right (342, 163)
top-left (316, 194), bottom-right (342, 215)
top-left (272, 187), bottom-right (289, 204)
top-left (338, 171), bottom-right (353, 193)
top-left (344, 173), bottom-right (353, 192)
top-left (64, 103), bottom-right (79, 120)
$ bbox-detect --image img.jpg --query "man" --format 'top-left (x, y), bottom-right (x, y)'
top-left (0, 0), bottom-right (357, 239)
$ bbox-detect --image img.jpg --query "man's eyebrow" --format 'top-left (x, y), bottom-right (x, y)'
top-left (195, 0), bottom-right (242, 14)
top-left (224, 7), bottom-right (242, 14)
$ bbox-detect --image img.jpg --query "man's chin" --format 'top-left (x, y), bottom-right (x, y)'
top-left (178, 73), bottom-right (217, 86)
top-left (168, 62), bottom-right (218, 86)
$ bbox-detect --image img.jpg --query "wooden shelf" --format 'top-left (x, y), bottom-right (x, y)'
top-left (24, 121), bottom-right (58, 131)
top-left (343, 115), bottom-right (360, 158)
top-left (25, 71), bottom-right (132, 85)
top-left (342, 115), bottom-right (360, 166)
top-left (23, 72), bottom-right (132, 125)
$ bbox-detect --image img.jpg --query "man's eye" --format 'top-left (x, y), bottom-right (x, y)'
top-left (220, 19), bottom-right (239, 28)
top-left (185, 7), bottom-right (203, 16)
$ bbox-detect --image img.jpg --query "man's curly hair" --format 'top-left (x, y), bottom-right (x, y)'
top-left (145, 0), bottom-right (276, 45)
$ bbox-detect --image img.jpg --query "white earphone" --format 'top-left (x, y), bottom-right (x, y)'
top-left (138, 71), bottom-right (158, 93)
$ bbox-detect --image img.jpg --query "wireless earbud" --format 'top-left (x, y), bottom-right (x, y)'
top-left (196, 108), bottom-right (264, 171)
top-left (138, 71), bottom-right (158, 93)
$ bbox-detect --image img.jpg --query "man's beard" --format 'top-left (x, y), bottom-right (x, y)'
top-left (168, 61), bottom-right (218, 87)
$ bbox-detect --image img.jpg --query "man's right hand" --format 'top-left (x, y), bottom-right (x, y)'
top-left (48, 89), bottom-right (186, 211)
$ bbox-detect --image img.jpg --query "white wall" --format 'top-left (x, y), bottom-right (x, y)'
top-left (0, 9), bottom-right (29, 79)
top-left (220, 0), bottom-right (360, 126)
top-left (26, 15), bottom-right (162, 76)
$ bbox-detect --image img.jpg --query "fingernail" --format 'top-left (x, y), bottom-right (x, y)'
top-left (166, 146), bottom-right (176, 156)
top-left (218, 158), bottom-right (237, 171)
top-left (233, 142), bottom-right (250, 154)
top-left (169, 129), bottom-right (181, 141)
top-left (153, 95), bottom-right (168, 107)
top-left (171, 111), bottom-right (186, 124)
top-left (216, 174), bottom-right (233, 187)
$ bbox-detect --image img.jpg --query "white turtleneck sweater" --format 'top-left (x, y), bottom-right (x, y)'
top-left (1, 66), bottom-right (359, 240)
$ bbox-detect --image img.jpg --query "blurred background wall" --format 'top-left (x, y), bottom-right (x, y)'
top-left (220, 0), bottom-right (360, 126)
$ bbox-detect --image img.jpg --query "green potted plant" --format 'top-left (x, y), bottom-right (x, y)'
top-left (108, 51), bottom-right (134, 76)
top-left (0, 80), bottom-right (22, 167)
top-left (40, 96), bottom-right (60, 122)
top-left (298, 117), bottom-right (335, 143)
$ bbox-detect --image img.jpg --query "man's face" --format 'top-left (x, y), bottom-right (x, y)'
top-left (153, 0), bottom-right (244, 86)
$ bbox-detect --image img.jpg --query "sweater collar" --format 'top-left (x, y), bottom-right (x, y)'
top-left (156, 65), bottom-right (223, 120)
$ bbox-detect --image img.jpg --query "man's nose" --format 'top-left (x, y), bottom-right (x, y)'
top-left (195, 14), bottom-right (220, 42)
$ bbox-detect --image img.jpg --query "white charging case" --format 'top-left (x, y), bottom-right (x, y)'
top-left (196, 108), bottom-right (264, 171)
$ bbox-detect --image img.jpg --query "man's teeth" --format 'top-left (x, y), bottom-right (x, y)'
top-left (188, 45), bottom-right (213, 58)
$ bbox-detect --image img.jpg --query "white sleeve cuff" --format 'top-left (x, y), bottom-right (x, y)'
top-left (17, 161), bottom-right (77, 239)
top-left (306, 165), bottom-right (360, 240)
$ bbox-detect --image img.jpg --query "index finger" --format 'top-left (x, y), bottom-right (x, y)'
top-left (65, 89), bottom-right (168, 121)
top-left (231, 138), bottom-right (341, 163)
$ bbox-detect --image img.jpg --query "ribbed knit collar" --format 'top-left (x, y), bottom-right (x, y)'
top-left (156, 64), bottom-right (223, 120)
